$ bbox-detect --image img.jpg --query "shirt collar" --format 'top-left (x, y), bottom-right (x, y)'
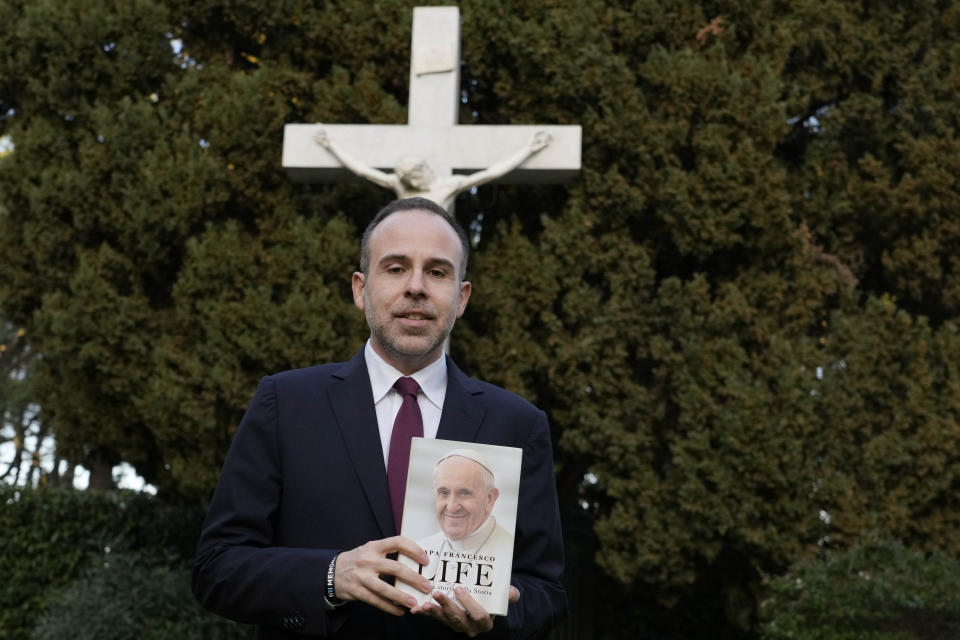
top-left (364, 340), bottom-right (447, 410)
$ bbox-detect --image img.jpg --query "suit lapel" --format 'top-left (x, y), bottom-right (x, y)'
top-left (327, 350), bottom-right (395, 537)
top-left (437, 356), bottom-right (487, 443)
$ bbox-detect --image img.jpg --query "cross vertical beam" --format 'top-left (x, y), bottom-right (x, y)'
top-left (408, 7), bottom-right (461, 128)
top-left (281, 7), bottom-right (581, 188)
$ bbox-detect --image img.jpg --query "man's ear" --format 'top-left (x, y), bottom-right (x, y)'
top-left (352, 272), bottom-right (366, 311)
top-left (488, 487), bottom-right (500, 506)
top-left (456, 280), bottom-right (471, 318)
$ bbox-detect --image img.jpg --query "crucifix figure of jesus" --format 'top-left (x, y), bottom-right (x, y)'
top-left (313, 128), bottom-right (552, 212)
top-left (282, 6), bottom-right (581, 212)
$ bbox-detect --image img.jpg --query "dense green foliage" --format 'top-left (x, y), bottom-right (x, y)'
top-left (2, 0), bottom-right (959, 637)
top-left (760, 535), bottom-right (960, 640)
top-left (30, 552), bottom-right (248, 640)
top-left (0, 485), bottom-right (227, 639)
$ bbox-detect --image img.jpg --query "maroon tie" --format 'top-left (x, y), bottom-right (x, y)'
top-left (387, 377), bottom-right (423, 531)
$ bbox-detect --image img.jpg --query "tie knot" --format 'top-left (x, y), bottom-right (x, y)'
top-left (394, 377), bottom-right (420, 398)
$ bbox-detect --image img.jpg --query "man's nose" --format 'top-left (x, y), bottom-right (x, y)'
top-left (404, 269), bottom-right (427, 296)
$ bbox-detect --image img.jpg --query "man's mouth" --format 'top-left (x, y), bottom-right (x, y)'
top-left (395, 310), bottom-right (435, 324)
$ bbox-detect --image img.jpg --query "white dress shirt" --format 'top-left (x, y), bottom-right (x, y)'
top-left (363, 340), bottom-right (447, 467)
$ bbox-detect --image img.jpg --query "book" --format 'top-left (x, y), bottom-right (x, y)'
top-left (397, 437), bottom-right (522, 616)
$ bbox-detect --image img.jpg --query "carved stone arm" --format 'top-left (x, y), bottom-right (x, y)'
top-left (314, 126), bottom-right (399, 192)
top-left (455, 131), bottom-right (553, 193)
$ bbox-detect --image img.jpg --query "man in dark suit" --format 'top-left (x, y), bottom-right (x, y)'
top-left (192, 197), bottom-right (566, 638)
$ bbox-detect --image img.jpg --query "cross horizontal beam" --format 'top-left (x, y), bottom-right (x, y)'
top-left (282, 123), bottom-right (581, 184)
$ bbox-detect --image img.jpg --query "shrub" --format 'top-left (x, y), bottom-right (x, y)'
top-left (760, 535), bottom-right (960, 640)
top-left (29, 552), bottom-right (247, 640)
top-left (0, 485), bottom-right (242, 640)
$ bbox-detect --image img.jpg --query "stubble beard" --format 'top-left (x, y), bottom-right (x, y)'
top-left (364, 290), bottom-right (457, 367)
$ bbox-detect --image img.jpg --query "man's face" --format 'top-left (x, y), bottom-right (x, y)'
top-left (433, 456), bottom-right (499, 541)
top-left (352, 209), bottom-right (471, 374)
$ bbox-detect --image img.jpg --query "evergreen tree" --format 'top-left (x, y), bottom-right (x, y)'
top-left (0, 322), bottom-right (41, 486)
top-left (2, 1), bottom-right (959, 637)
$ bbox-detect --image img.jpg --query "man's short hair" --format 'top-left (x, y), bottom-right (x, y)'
top-left (359, 197), bottom-right (470, 280)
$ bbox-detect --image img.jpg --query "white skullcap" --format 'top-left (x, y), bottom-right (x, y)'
top-left (437, 448), bottom-right (495, 481)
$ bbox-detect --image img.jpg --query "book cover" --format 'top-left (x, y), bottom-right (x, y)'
top-left (397, 437), bottom-right (522, 616)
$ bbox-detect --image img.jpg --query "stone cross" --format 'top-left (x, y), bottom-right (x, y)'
top-left (281, 6), bottom-right (581, 209)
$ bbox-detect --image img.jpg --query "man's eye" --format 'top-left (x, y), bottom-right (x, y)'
top-left (429, 269), bottom-right (447, 278)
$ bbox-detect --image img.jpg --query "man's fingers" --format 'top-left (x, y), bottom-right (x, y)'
top-left (432, 591), bottom-right (467, 625)
top-left (454, 586), bottom-right (495, 634)
top-left (356, 587), bottom-right (407, 617)
top-left (341, 537), bottom-right (426, 576)
top-left (374, 535), bottom-right (429, 565)
top-left (454, 586), bottom-right (489, 622)
top-left (362, 591), bottom-right (406, 617)
top-left (509, 585), bottom-right (520, 603)
top-left (393, 563), bottom-right (434, 594)
top-left (356, 553), bottom-right (430, 592)
top-left (339, 536), bottom-right (502, 629)
top-left (359, 572), bottom-right (418, 614)
top-left (335, 537), bottom-right (432, 614)
top-left (418, 588), bottom-right (493, 636)
top-left (371, 536), bottom-right (432, 593)
top-left (428, 590), bottom-right (459, 617)
top-left (338, 567), bottom-right (408, 615)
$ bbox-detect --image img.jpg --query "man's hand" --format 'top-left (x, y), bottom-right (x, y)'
top-left (411, 585), bottom-right (520, 636)
top-left (334, 536), bottom-right (433, 616)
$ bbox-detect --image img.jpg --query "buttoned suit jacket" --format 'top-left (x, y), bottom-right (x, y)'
top-left (192, 350), bottom-right (566, 639)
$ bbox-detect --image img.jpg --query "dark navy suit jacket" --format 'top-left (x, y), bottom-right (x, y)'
top-left (192, 350), bottom-right (566, 638)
